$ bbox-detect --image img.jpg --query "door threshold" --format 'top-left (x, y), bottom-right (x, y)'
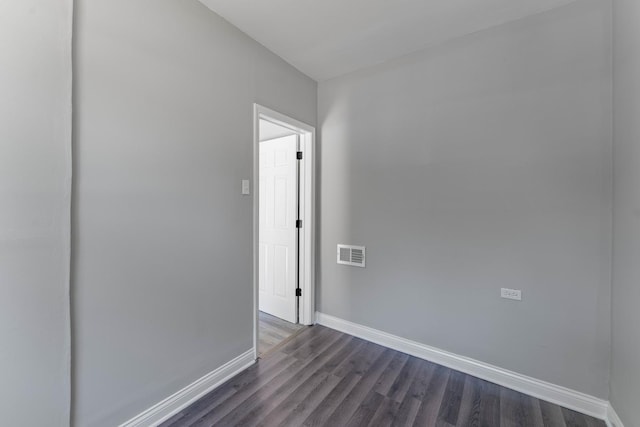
top-left (257, 325), bottom-right (311, 359)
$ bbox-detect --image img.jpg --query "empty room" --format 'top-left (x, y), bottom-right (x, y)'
top-left (1, 0), bottom-right (639, 426)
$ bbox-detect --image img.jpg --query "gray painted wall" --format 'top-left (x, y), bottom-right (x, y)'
top-left (317, 0), bottom-right (612, 398)
top-left (0, 1), bottom-right (72, 426)
top-left (611, 0), bottom-right (640, 424)
top-left (72, 0), bottom-right (316, 425)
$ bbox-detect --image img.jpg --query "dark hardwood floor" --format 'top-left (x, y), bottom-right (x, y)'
top-left (258, 311), bottom-right (306, 357)
top-left (160, 325), bottom-right (606, 427)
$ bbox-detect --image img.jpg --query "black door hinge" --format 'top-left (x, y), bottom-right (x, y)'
top-left (296, 219), bottom-right (303, 228)
top-left (295, 288), bottom-right (302, 297)
top-left (296, 151), bottom-right (303, 160)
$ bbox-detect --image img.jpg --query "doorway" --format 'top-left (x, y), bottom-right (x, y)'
top-left (253, 104), bottom-right (315, 358)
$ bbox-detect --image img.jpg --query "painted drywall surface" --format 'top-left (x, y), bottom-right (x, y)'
top-left (611, 0), bottom-right (640, 424)
top-left (0, 1), bottom-right (72, 426)
top-left (72, 0), bottom-right (316, 425)
top-left (318, 0), bottom-right (612, 398)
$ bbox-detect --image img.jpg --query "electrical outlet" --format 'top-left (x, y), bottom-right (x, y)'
top-left (501, 288), bottom-right (522, 301)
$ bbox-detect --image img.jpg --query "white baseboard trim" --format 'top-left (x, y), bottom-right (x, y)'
top-left (607, 404), bottom-right (625, 427)
top-left (315, 312), bottom-right (609, 422)
top-left (119, 349), bottom-right (255, 427)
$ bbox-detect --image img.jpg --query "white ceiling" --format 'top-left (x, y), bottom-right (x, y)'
top-left (199, 0), bottom-right (577, 81)
top-left (259, 119), bottom-right (296, 142)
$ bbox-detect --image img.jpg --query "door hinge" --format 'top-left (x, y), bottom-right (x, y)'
top-left (296, 219), bottom-right (303, 228)
top-left (296, 151), bottom-right (303, 160)
top-left (295, 288), bottom-right (302, 297)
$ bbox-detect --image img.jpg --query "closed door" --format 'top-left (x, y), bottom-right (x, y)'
top-left (259, 135), bottom-right (298, 323)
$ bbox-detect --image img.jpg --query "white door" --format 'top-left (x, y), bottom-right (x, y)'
top-left (259, 135), bottom-right (298, 323)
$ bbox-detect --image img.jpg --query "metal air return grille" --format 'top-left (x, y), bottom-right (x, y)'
top-left (337, 244), bottom-right (366, 268)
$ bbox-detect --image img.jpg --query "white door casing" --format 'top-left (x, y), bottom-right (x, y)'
top-left (259, 135), bottom-right (298, 323)
top-left (253, 104), bottom-right (316, 361)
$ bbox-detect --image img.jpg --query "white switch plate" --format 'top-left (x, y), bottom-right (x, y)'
top-left (241, 180), bottom-right (250, 195)
top-left (501, 288), bottom-right (522, 301)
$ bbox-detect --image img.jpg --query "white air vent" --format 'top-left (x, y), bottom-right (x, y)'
top-left (337, 244), bottom-right (366, 268)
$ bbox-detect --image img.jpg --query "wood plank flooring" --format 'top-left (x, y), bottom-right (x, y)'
top-left (259, 311), bottom-right (305, 357)
top-left (160, 325), bottom-right (606, 427)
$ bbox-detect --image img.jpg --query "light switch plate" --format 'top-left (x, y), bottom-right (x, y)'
top-left (501, 288), bottom-right (522, 301)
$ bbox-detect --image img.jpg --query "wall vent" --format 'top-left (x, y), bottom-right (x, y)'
top-left (337, 244), bottom-right (366, 268)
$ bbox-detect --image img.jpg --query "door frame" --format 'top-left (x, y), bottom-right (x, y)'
top-left (253, 104), bottom-right (316, 360)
